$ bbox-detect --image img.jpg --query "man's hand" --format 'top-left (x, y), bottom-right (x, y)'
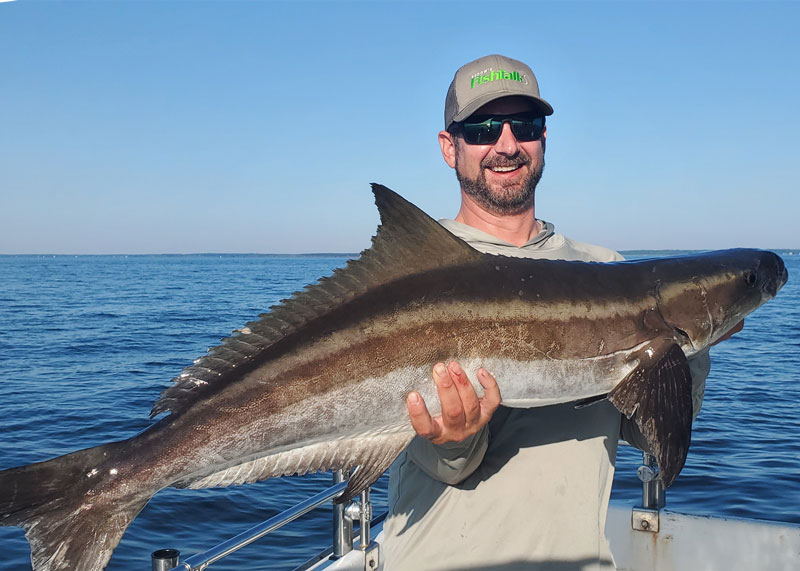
top-left (712, 319), bottom-right (744, 346)
top-left (406, 361), bottom-right (501, 445)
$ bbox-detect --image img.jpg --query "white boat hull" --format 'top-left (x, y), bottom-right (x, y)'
top-left (302, 500), bottom-right (800, 571)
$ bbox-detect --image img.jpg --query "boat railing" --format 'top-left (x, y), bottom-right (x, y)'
top-left (154, 469), bottom-right (377, 571)
top-left (154, 452), bottom-right (665, 570)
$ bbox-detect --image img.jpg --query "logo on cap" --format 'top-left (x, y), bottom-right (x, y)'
top-left (469, 68), bottom-right (528, 89)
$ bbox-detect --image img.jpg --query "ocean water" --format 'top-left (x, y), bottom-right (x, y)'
top-left (0, 251), bottom-right (798, 570)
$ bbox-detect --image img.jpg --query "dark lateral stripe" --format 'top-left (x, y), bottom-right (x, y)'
top-left (151, 184), bottom-right (483, 417)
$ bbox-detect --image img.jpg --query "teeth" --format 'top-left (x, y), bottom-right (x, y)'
top-left (489, 165), bottom-right (518, 172)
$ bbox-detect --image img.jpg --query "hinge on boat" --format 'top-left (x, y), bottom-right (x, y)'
top-left (631, 507), bottom-right (660, 533)
top-left (363, 541), bottom-right (380, 570)
top-left (333, 470), bottom-right (380, 570)
top-left (344, 487), bottom-right (380, 570)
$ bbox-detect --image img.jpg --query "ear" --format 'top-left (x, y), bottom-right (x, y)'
top-left (541, 126), bottom-right (547, 154)
top-left (438, 130), bottom-right (457, 168)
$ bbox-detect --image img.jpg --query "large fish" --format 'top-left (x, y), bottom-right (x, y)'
top-left (0, 185), bottom-right (788, 570)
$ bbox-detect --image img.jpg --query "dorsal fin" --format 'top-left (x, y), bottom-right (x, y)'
top-left (150, 184), bottom-right (482, 417)
top-left (364, 183), bottom-right (483, 279)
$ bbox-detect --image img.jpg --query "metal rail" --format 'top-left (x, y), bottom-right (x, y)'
top-left (162, 480), bottom-right (348, 571)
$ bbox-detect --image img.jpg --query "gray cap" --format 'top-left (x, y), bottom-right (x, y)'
top-left (444, 54), bottom-right (553, 130)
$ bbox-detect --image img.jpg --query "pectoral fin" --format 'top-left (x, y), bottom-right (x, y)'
top-left (608, 339), bottom-right (693, 487)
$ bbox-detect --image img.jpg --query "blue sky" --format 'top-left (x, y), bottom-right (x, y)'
top-left (1, 1), bottom-right (798, 254)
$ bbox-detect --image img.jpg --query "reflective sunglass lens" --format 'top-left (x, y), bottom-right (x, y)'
top-left (461, 115), bottom-right (544, 145)
top-left (463, 120), bottom-right (500, 145)
top-left (510, 120), bottom-right (544, 142)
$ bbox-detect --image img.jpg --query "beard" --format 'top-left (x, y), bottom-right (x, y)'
top-left (455, 148), bottom-right (544, 216)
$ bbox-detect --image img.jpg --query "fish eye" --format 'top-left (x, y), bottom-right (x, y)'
top-left (744, 270), bottom-right (757, 286)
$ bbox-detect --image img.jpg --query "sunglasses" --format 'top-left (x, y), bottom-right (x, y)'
top-left (456, 113), bottom-right (545, 145)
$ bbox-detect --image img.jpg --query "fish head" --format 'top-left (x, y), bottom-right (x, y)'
top-left (654, 249), bottom-right (788, 352)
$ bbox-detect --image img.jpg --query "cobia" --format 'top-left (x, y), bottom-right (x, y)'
top-left (0, 184), bottom-right (788, 570)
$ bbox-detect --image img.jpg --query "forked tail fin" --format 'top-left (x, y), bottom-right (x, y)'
top-left (0, 441), bottom-right (151, 571)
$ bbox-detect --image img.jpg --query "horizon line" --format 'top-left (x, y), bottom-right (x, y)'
top-left (1, 248), bottom-right (798, 257)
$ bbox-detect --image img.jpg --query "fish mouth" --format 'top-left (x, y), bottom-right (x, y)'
top-left (761, 253), bottom-right (788, 298)
top-left (778, 258), bottom-right (789, 291)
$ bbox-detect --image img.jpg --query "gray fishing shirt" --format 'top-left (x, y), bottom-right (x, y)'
top-left (382, 219), bottom-right (710, 571)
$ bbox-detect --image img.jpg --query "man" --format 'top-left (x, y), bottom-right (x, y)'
top-left (381, 54), bottom-right (712, 570)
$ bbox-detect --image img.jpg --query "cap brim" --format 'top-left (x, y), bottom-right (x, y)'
top-left (452, 92), bottom-right (554, 126)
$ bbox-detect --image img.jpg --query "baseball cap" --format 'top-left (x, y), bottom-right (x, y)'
top-left (444, 54), bottom-right (554, 130)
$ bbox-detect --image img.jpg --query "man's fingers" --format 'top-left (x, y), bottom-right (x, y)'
top-left (406, 391), bottom-right (441, 440)
top-left (407, 363), bottom-right (501, 445)
top-left (448, 361), bottom-right (481, 424)
top-left (434, 362), bottom-right (467, 429)
top-left (477, 367), bottom-right (502, 420)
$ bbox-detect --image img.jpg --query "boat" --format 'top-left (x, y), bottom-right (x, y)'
top-left (151, 451), bottom-right (800, 571)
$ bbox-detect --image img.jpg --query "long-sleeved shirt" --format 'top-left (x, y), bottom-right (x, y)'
top-left (382, 218), bottom-right (710, 571)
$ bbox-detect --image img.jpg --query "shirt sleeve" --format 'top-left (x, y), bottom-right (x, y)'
top-left (405, 426), bottom-right (489, 485)
top-left (619, 348), bottom-right (711, 451)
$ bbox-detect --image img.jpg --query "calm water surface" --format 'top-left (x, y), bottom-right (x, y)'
top-left (0, 252), bottom-right (798, 569)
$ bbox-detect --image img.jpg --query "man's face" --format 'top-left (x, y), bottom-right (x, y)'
top-left (440, 96), bottom-right (546, 216)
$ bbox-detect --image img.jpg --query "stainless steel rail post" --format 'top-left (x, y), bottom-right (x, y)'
top-left (152, 549), bottom-right (180, 571)
top-left (332, 470), bottom-right (353, 559)
top-left (638, 452), bottom-right (665, 509)
top-left (343, 484), bottom-right (379, 569)
top-left (359, 488), bottom-right (372, 550)
top-left (632, 452), bottom-right (664, 533)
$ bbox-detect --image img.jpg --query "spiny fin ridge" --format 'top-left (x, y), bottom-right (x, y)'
top-left (174, 424), bottom-right (415, 504)
top-left (150, 184), bottom-right (482, 418)
top-left (608, 339), bottom-right (693, 487)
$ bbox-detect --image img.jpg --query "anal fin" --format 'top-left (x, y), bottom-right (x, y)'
top-left (175, 426), bottom-right (415, 505)
top-left (337, 430), bottom-right (413, 504)
top-left (608, 339), bottom-right (693, 487)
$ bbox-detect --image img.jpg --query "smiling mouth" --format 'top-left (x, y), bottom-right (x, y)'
top-left (487, 165), bottom-right (522, 173)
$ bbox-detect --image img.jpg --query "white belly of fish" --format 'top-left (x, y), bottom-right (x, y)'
top-left (179, 349), bottom-right (638, 491)
top-left (318, 349), bottom-right (639, 430)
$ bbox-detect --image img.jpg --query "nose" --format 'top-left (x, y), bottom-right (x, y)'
top-left (493, 122), bottom-right (519, 156)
